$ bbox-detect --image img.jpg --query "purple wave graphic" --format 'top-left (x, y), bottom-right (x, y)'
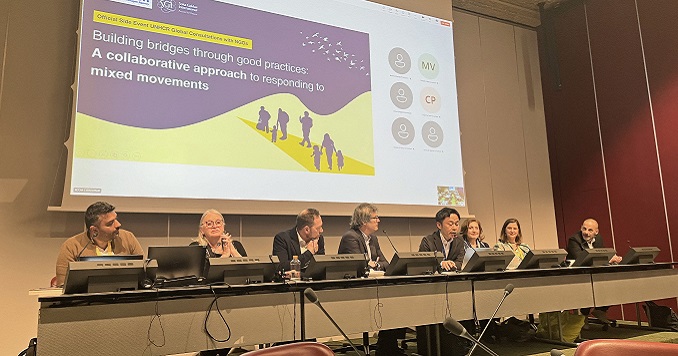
top-left (77, 0), bottom-right (371, 129)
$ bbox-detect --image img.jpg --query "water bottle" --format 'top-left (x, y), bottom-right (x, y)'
top-left (290, 255), bottom-right (301, 281)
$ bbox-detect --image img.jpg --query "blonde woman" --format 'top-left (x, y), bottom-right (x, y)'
top-left (191, 209), bottom-right (246, 258)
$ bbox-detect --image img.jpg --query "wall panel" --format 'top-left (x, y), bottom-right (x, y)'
top-left (541, 2), bottom-right (612, 246)
top-left (638, 0), bottom-right (678, 262)
top-left (480, 18), bottom-right (536, 245)
top-left (516, 27), bottom-right (557, 248)
top-left (586, 0), bottom-right (669, 259)
top-left (454, 12), bottom-right (498, 239)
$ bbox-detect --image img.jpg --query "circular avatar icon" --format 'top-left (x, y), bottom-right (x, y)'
top-left (420, 87), bottom-right (441, 113)
top-left (418, 53), bottom-right (440, 80)
top-left (422, 121), bottom-right (444, 148)
top-left (388, 47), bottom-right (411, 74)
top-left (390, 82), bottom-right (413, 109)
top-left (391, 117), bottom-right (415, 145)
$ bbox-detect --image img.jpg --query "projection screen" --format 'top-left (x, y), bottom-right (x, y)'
top-left (58, 0), bottom-right (465, 216)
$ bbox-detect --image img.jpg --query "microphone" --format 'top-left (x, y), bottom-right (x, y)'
top-left (466, 284), bottom-right (514, 356)
top-left (304, 288), bottom-right (319, 304)
top-left (76, 236), bottom-right (93, 261)
top-left (304, 288), bottom-right (363, 355)
top-left (443, 317), bottom-right (499, 356)
top-left (381, 230), bottom-right (399, 255)
top-left (550, 349), bottom-right (565, 356)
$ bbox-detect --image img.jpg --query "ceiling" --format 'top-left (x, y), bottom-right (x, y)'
top-left (454, 0), bottom-right (572, 27)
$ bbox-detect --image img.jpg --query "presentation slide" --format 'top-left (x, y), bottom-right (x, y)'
top-left (68, 0), bottom-right (465, 208)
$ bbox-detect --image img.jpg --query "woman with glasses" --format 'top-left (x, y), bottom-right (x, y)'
top-left (191, 209), bottom-right (247, 257)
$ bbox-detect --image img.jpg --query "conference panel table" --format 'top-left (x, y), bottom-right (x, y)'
top-left (298, 276), bottom-right (474, 340)
top-left (37, 284), bottom-right (298, 356)
top-left (474, 271), bottom-right (595, 319)
top-left (34, 263), bottom-right (677, 356)
top-left (590, 265), bottom-right (678, 306)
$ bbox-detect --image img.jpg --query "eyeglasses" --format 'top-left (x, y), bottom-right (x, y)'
top-left (202, 220), bottom-right (224, 228)
top-left (370, 215), bottom-right (380, 220)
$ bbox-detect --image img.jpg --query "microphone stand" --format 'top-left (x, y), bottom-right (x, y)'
top-left (467, 284), bottom-right (514, 356)
top-left (444, 317), bottom-right (499, 356)
top-left (304, 288), bottom-right (363, 355)
top-left (381, 229), bottom-right (399, 254)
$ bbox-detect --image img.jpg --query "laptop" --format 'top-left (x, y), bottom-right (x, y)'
top-left (147, 246), bottom-right (207, 287)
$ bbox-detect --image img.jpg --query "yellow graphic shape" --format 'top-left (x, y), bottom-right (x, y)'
top-left (74, 113), bottom-right (304, 171)
top-left (240, 119), bottom-right (374, 175)
top-left (233, 92), bottom-right (374, 166)
top-left (73, 91), bottom-right (374, 175)
top-left (93, 10), bottom-right (252, 49)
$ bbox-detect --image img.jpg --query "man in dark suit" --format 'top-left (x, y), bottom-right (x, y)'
top-left (419, 207), bottom-right (465, 270)
top-left (566, 218), bottom-right (622, 263)
top-left (566, 218), bottom-right (621, 329)
top-left (272, 208), bottom-right (325, 272)
top-left (338, 203), bottom-right (398, 355)
top-left (417, 207), bottom-right (470, 356)
top-left (338, 202), bottom-right (389, 271)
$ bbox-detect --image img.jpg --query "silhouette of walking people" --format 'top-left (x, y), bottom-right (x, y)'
top-left (299, 111), bottom-right (313, 148)
top-left (276, 108), bottom-right (289, 140)
top-left (321, 133), bottom-right (336, 170)
top-left (337, 150), bottom-right (344, 171)
top-left (271, 125), bottom-right (278, 143)
top-left (257, 106), bottom-right (271, 133)
top-left (311, 145), bottom-right (322, 171)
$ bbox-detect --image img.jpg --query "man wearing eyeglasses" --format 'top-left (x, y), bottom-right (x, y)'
top-left (337, 202), bottom-right (389, 271)
top-left (55, 201), bottom-right (143, 287)
top-left (338, 203), bottom-right (400, 355)
top-left (272, 208), bottom-right (325, 273)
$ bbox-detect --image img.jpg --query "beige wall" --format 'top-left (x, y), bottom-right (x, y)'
top-left (455, 12), bottom-right (557, 248)
top-left (0, 1), bottom-right (554, 353)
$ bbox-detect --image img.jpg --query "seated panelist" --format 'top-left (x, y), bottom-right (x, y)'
top-left (190, 209), bottom-right (246, 258)
top-left (461, 218), bottom-right (490, 249)
top-left (55, 201), bottom-right (143, 287)
top-left (566, 218), bottom-right (621, 264)
top-left (339, 203), bottom-right (402, 356)
top-left (338, 203), bottom-right (389, 272)
top-left (494, 218), bottom-right (530, 261)
top-left (418, 207), bottom-right (465, 271)
top-left (272, 208), bottom-right (325, 272)
top-left (566, 218), bottom-right (621, 328)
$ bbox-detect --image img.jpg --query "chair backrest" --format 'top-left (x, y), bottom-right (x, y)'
top-left (574, 339), bottom-right (678, 356)
top-left (241, 342), bottom-right (334, 356)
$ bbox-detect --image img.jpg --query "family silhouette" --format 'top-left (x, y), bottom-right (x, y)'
top-left (254, 106), bottom-right (346, 173)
